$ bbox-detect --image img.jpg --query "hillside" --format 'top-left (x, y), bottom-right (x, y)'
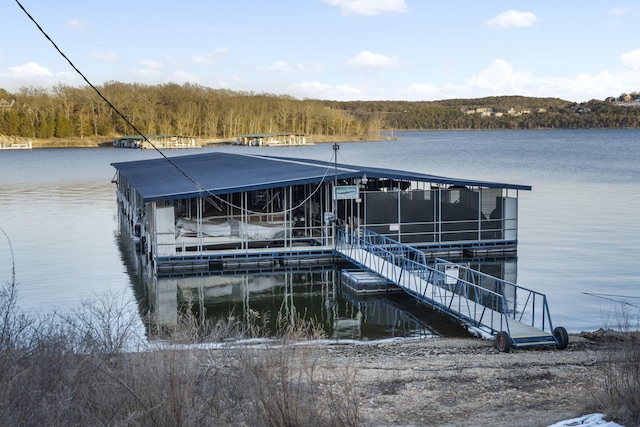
top-left (326, 94), bottom-right (640, 130)
top-left (2, 85), bottom-right (640, 145)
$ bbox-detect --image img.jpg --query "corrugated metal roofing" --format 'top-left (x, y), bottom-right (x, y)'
top-left (111, 152), bottom-right (531, 203)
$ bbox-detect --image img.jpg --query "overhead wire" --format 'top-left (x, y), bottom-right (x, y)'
top-left (582, 292), bottom-right (640, 309)
top-left (13, 0), bottom-right (208, 195)
top-left (15, 0), bottom-right (336, 217)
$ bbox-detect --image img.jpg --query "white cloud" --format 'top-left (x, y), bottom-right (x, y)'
top-left (571, 71), bottom-right (620, 93)
top-left (405, 82), bottom-right (440, 96)
top-left (334, 84), bottom-right (366, 95)
top-left (260, 61), bottom-right (294, 72)
top-left (192, 48), bottom-right (227, 65)
top-left (288, 81), bottom-right (365, 100)
top-left (404, 82), bottom-right (467, 101)
top-left (608, 8), bottom-right (629, 16)
top-left (91, 51), bottom-right (118, 62)
top-left (133, 60), bottom-right (164, 78)
top-left (621, 49), bottom-right (640, 69)
top-left (534, 71), bottom-right (624, 102)
top-left (486, 10), bottom-right (538, 29)
top-left (133, 68), bottom-right (162, 77)
top-left (139, 59), bottom-right (164, 69)
top-left (214, 75), bottom-right (245, 90)
top-left (8, 62), bottom-right (52, 77)
top-left (324, 0), bottom-right (407, 16)
top-left (467, 59), bottom-right (532, 92)
top-left (1, 62), bottom-right (79, 90)
top-left (290, 81), bottom-right (332, 92)
top-left (348, 51), bottom-right (399, 69)
top-left (464, 60), bottom-right (626, 101)
top-left (258, 61), bottom-right (323, 72)
top-left (407, 59), bottom-right (630, 102)
top-left (67, 19), bottom-right (88, 30)
top-left (172, 70), bottom-right (200, 83)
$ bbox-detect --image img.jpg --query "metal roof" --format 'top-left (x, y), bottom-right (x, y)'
top-left (111, 152), bottom-right (531, 203)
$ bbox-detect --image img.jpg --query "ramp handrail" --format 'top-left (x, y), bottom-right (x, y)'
top-left (432, 258), bottom-right (554, 334)
top-left (336, 228), bottom-right (555, 338)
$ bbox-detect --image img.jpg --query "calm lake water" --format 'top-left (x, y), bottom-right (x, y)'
top-left (1, 129), bottom-right (639, 336)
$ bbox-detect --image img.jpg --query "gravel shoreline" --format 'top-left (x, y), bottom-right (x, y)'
top-left (308, 334), bottom-right (610, 426)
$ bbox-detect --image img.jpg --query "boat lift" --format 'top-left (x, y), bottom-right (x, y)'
top-left (335, 228), bottom-right (569, 352)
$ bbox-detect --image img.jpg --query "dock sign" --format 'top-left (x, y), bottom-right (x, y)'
top-left (334, 185), bottom-right (359, 200)
top-left (445, 265), bottom-right (459, 285)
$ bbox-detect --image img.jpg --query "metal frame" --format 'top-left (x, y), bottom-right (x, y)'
top-left (336, 228), bottom-right (561, 349)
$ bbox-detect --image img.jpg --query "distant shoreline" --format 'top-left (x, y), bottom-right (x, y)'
top-left (5, 134), bottom-right (390, 149)
top-left (6, 127), bottom-right (637, 149)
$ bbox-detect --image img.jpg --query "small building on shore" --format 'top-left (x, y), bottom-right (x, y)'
top-left (111, 151), bottom-right (530, 275)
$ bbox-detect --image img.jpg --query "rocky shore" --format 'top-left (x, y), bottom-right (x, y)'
top-left (307, 333), bottom-right (616, 426)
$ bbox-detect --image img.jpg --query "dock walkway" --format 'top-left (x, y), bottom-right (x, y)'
top-left (336, 229), bottom-right (567, 351)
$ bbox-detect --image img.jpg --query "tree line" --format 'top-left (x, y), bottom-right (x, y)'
top-left (1, 84), bottom-right (639, 141)
top-left (327, 95), bottom-right (640, 130)
top-left (0, 83), bottom-right (378, 141)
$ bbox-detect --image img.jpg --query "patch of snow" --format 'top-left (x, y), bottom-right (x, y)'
top-left (548, 413), bottom-right (624, 427)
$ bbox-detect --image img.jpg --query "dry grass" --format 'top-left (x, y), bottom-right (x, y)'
top-left (0, 275), bottom-right (360, 426)
top-left (585, 305), bottom-right (640, 426)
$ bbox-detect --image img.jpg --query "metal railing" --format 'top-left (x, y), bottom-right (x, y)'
top-left (336, 228), bottom-right (555, 339)
top-left (364, 217), bottom-right (518, 244)
top-left (432, 258), bottom-right (554, 334)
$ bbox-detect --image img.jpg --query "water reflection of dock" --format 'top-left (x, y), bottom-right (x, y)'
top-left (142, 266), bottom-right (454, 340)
top-left (336, 279), bottom-right (440, 339)
top-left (119, 228), bottom-right (518, 341)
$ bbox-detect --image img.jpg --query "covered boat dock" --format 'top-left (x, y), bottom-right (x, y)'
top-left (111, 150), bottom-right (531, 275)
top-left (113, 134), bottom-right (200, 149)
top-left (112, 150), bottom-right (572, 351)
top-left (235, 133), bottom-right (308, 146)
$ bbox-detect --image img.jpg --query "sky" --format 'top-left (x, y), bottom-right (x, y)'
top-left (1, 0), bottom-right (639, 102)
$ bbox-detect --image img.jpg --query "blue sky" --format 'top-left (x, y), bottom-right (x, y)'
top-left (1, 0), bottom-right (639, 102)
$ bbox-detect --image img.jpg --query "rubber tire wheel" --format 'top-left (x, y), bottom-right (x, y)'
top-left (496, 331), bottom-right (511, 353)
top-left (553, 326), bottom-right (569, 350)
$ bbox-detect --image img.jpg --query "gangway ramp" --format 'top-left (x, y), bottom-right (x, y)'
top-left (336, 229), bottom-right (568, 352)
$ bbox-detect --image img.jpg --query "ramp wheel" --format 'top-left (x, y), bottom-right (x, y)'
top-left (553, 326), bottom-right (569, 350)
top-left (496, 331), bottom-right (511, 353)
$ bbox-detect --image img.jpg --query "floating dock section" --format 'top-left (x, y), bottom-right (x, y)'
top-left (0, 137), bottom-right (32, 149)
top-left (235, 133), bottom-right (308, 146)
top-left (113, 134), bottom-right (200, 149)
top-left (341, 269), bottom-right (399, 294)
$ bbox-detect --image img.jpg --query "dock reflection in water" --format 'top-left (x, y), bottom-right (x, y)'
top-left (148, 268), bottom-right (447, 340)
top-left (121, 234), bottom-right (516, 341)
